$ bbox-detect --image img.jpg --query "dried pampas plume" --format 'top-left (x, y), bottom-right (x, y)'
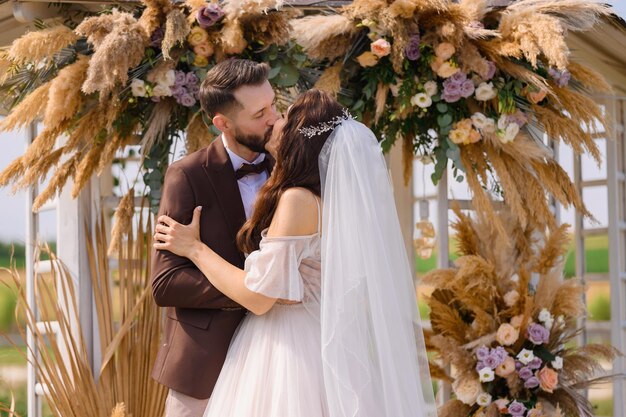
top-left (221, 19), bottom-right (248, 55)
top-left (110, 403), bottom-right (126, 417)
top-left (314, 63), bottom-right (343, 97)
top-left (291, 15), bottom-right (356, 61)
top-left (44, 55), bottom-right (90, 127)
top-left (8, 25), bottom-right (79, 64)
top-left (162, 9), bottom-right (191, 60)
top-left (141, 100), bottom-right (174, 155)
top-left (185, 113), bottom-right (215, 154)
top-left (108, 188), bottom-right (136, 256)
top-left (0, 82), bottom-right (51, 132)
top-left (222, 0), bottom-right (285, 20)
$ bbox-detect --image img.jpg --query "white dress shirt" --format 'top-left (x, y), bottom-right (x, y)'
top-left (222, 136), bottom-right (268, 219)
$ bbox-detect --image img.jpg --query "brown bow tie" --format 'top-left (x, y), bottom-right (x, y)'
top-left (235, 159), bottom-right (269, 180)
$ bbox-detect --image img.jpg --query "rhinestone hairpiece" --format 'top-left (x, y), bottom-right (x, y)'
top-left (298, 109), bottom-right (352, 138)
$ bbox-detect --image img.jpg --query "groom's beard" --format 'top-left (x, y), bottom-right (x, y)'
top-left (234, 126), bottom-right (273, 154)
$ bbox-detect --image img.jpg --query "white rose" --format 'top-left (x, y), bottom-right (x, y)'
top-left (452, 376), bottom-right (483, 405)
top-left (499, 123), bottom-right (520, 144)
top-left (476, 392), bottom-right (492, 407)
top-left (478, 367), bottom-right (495, 382)
top-left (131, 79), bottom-right (147, 97)
top-left (517, 348), bottom-right (535, 365)
top-left (483, 118), bottom-right (496, 134)
top-left (424, 80), bottom-right (438, 96)
top-left (152, 84), bottom-right (172, 97)
top-left (551, 356), bottom-right (563, 370)
top-left (539, 308), bottom-right (553, 324)
top-left (156, 69), bottom-right (176, 87)
top-left (471, 112), bottom-right (488, 129)
top-left (411, 93), bottom-right (433, 109)
top-left (475, 82), bottom-right (497, 101)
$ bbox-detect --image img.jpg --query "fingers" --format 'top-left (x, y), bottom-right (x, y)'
top-left (153, 241), bottom-right (168, 250)
top-left (155, 223), bottom-right (170, 234)
top-left (158, 215), bottom-right (175, 227)
top-left (153, 232), bottom-right (170, 242)
top-left (191, 206), bottom-right (202, 227)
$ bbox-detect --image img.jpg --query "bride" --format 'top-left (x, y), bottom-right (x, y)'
top-left (153, 89), bottom-right (437, 417)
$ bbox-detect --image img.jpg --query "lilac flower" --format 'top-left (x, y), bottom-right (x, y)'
top-left (442, 78), bottom-right (463, 103)
top-left (196, 3), bottom-right (225, 28)
top-left (171, 85), bottom-right (188, 99)
top-left (442, 91), bottom-right (462, 103)
top-left (175, 71), bottom-right (187, 86)
top-left (515, 360), bottom-right (523, 371)
top-left (476, 361), bottom-right (486, 372)
top-left (507, 110), bottom-right (528, 128)
top-left (518, 366), bottom-right (533, 380)
top-left (460, 80), bottom-right (475, 98)
top-left (507, 401), bottom-right (527, 417)
top-left (484, 354), bottom-right (501, 369)
top-left (482, 61), bottom-right (496, 80)
top-left (185, 72), bottom-right (199, 87)
top-left (548, 68), bottom-right (571, 88)
top-left (187, 83), bottom-right (200, 95)
top-left (493, 346), bottom-right (509, 363)
top-left (449, 71), bottom-right (467, 84)
top-left (150, 27), bottom-right (164, 48)
top-left (404, 34), bottom-right (421, 61)
top-left (180, 93), bottom-right (197, 107)
top-left (527, 323), bottom-right (550, 345)
top-left (524, 376), bottom-right (540, 389)
top-left (528, 357), bottom-right (543, 370)
top-left (476, 346), bottom-right (490, 361)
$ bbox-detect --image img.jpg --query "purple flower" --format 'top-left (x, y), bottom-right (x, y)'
top-left (482, 61), bottom-right (496, 80)
top-left (548, 68), bottom-right (571, 87)
top-left (185, 72), bottom-right (199, 87)
top-left (449, 71), bottom-right (467, 84)
top-left (175, 71), bottom-right (187, 86)
top-left (405, 34), bottom-right (421, 61)
top-left (527, 323), bottom-right (550, 345)
top-left (196, 4), bottom-right (225, 28)
top-left (460, 80), bottom-right (475, 98)
top-left (515, 360), bottom-right (523, 370)
top-left (442, 91), bottom-right (462, 103)
top-left (180, 93), bottom-right (197, 107)
top-left (507, 110), bottom-right (528, 127)
top-left (524, 376), bottom-right (540, 389)
top-left (476, 346), bottom-right (490, 361)
top-left (187, 83), bottom-right (200, 94)
top-left (171, 85), bottom-right (188, 99)
top-left (528, 357), bottom-right (543, 370)
top-left (475, 361), bottom-right (486, 372)
top-left (518, 366), bottom-right (533, 380)
top-left (150, 27), bottom-right (164, 48)
top-left (507, 401), bottom-right (527, 417)
top-left (484, 354), bottom-right (501, 369)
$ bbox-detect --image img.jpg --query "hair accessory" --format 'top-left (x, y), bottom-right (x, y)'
top-left (298, 108), bottom-right (352, 138)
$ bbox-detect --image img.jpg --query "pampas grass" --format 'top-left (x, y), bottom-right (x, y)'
top-left (33, 152), bottom-right (82, 212)
top-left (2, 203), bottom-right (166, 416)
top-left (80, 11), bottom-right (149, 96)
top-left (44, 55), bottom-right (90, 127)
top-left (140, 100), bottom-right (174, 155)
top-left (108, 188), bottom-right (136, 256)
top-left (8, 25), bottom-right (79, 64)
top-left (291, 15), bottom-right (356, 60)
top-left (0, 81), bottom-right (51, 132)
top-left (162, 9), bottom-right (191, 60)
top-left (185, 112), bottom-right (214, 154)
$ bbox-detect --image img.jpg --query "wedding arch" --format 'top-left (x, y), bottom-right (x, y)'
top-left (1, 0), bottom-right (626, 416)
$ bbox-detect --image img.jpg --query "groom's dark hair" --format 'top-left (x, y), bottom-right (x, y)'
top-left (199, 59), bottom-right (270, 118)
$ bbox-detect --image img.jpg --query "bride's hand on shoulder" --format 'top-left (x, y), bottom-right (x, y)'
top-left (153, 206), bottom-right (203, 259)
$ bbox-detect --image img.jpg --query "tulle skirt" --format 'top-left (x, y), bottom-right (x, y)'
top-left (203, 303), bottom-right (329, 417)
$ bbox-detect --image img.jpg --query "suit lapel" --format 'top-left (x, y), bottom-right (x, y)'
top-left (202, 138), bottom-right (247, 257)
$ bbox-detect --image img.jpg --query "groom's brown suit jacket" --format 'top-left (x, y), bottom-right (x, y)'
top-left (151, 138), bottom-right (273, 399)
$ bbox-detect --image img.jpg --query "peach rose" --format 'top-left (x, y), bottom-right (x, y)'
top-left (510, 314), bottom-right (524, 328)
top-left (193, 42), bottom-right (214, 58)
top-left (496, 323), bottom-right (519, 346)
top-left (495, 356), bottom-right (516, 377)
top-left (503, 290), bottom-right (520, 307)
top-left (528, 89), bottom-right (547, 104)
top-left (430, 56), bottom-right (444, 72)
top-left (452, 376), bottom-right (483, 405)
top-left (494, 398), bottom-right (509, 413)
top-left (537, 367), bottom-right (559, 393)
top-left (436, 61), bottom-right (460, 78)
top-left (371, 38), bottom-right (391, 58)
top-left (357, 51), bottom-right (379, 67)
top-left (435, 42), bottom-right (456, 60)
top-left (192, 54), bottom-right (209, 67)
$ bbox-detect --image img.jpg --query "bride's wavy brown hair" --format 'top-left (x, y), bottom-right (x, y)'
top-left (237, 89), bottom-right (345, 253)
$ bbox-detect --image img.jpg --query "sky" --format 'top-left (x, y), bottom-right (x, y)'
top-left (0, 3), bottom-right (624, 243)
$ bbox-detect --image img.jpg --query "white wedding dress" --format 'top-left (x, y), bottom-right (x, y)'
top-left (204, 201), bottom-right (328, 417)
top-left (204, 118), bottom-right (437, 417)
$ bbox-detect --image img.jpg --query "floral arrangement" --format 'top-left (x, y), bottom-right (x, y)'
top-left (423, 208), bottom-right (620, 417)
top-left (0, 0), bottom-right (617, 235)
top-left (0, 0), bottom-right (305, 211)
top-left (291, 0), bottom-right (614, 237)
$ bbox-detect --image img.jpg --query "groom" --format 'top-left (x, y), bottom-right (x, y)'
top-left (151, 58), bottom-right (279, 417)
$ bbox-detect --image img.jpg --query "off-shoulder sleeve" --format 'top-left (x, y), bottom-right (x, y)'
top-left (243, 237), bottom-right (308, 301)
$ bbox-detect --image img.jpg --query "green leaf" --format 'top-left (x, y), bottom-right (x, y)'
top-left (268, 66), bottom-right (281, 80)
top-left (436, 103), bottom-right (448, 113)
top-left (437, 114), bottom-right (453, 127)
top-left (272, 64), bottom-right (299, 87)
